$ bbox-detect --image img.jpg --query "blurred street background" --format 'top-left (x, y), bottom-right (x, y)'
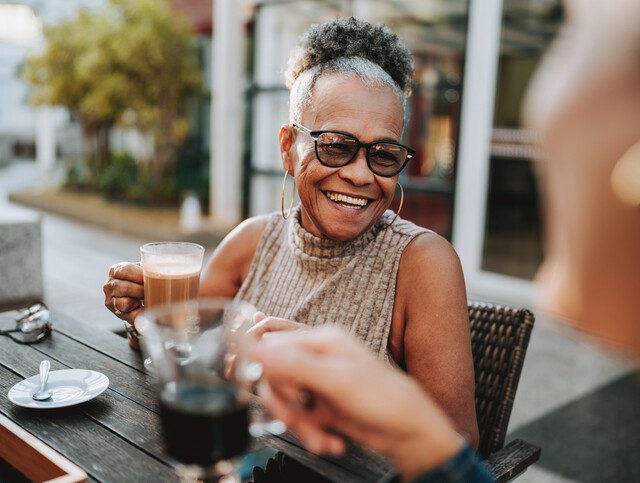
top-left (1, 1), bottom-right (638, 481)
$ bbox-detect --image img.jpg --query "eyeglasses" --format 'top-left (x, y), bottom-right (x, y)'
top-left (0, 303), bottom-right (53, 345)
top-left (292, 123), bottom-right (414, 177)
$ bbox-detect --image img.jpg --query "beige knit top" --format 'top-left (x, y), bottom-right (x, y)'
top-left (236, 205), bottom-right (429, 359)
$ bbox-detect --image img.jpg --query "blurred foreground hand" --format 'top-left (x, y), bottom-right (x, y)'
top-left (251, 327), bottom-right (465, 481)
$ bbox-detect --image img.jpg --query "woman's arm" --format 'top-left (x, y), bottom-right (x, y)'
top-left (391, 233), bottom-right (479, 448)
top-left (199, 215), bottom-right (269, 298)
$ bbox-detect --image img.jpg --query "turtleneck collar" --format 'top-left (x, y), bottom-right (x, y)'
top-left (287, 204), bottom-right (393, 260)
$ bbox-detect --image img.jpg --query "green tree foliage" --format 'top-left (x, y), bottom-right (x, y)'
top-left (23, 0), bottom-right (203, 197)
top-left (99, 151), bottom-right (138, 200)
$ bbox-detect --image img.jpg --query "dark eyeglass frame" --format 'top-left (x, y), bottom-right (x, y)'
top-left (0, 303), bottom-right (53, 345)
top-left (292, 123), bottom-right (414, 178)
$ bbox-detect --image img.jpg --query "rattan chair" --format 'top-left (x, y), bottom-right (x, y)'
top-left (469, 301), bottom-right (541, 481)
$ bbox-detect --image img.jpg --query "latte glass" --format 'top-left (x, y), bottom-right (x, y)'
top-left (141, 242), bottom-right (205, 310)
top-left (125, 242), bottom-right (204, 351)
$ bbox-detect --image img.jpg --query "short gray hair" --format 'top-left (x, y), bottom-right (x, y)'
top-left (285, 17), bottom-right (414, 124)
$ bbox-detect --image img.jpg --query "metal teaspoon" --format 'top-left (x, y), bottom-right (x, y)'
top-left (32, 360), bottom-right (52, 401)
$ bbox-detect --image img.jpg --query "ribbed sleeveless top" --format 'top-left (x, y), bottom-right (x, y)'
top-left (236, 205), bottom-right (429, 359)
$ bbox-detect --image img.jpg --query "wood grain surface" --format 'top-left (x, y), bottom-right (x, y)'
top-left (0, 309), bottom-right (393, 482)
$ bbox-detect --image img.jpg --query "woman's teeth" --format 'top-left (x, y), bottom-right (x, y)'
top-left (325, 191), bottom-right (369, 208)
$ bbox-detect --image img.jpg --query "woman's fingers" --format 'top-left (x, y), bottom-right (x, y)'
top-left (247, 316), bottom-right (306, 338)
top-left (253, 327), bottom-right (463, 476)
top-left (127, 307), bottom-right (144, 325)
top-left (114, 297), bottom-right (143, 313)
top-left (257, 326), bottom-right (361, 356)
top-left (106, 279), bottom-right (145, 299)
top-left (107, 297), bottom-right (143, 323)
top-left (294, 417), bottom-right (346, 455)
top-left (104, 262), bottom-right (145, 320)
top-left (253, 328), bottom-right (368, 388)
top-left (108, 262), bottom-right (143, 283)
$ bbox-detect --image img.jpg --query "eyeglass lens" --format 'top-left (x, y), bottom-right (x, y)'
top-left (316, 132), bottom-right (408, 176)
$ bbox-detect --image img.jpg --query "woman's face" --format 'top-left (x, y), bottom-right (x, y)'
top-left (280, 74), bottom-right (404, 241)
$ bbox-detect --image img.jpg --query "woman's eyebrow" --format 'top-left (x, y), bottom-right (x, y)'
top-left (349, 132), bottom-right (399, 143)
top-left (318, 127), bottom-right (400, 144)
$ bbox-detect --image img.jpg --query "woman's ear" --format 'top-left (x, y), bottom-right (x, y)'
top-left (279, 124), bottom-right (295, 174)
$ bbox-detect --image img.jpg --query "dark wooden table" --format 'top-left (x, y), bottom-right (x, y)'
top-left (0, 309), bottom-right (393, 482)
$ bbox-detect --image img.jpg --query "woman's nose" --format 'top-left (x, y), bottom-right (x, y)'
top-left (338, 148), bottom-right (374, 185)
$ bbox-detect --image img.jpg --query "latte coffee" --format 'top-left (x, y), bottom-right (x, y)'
top-left (131, 242), bottom-right (205, 349)
top-left (144, 270), bottom-right (200, 309)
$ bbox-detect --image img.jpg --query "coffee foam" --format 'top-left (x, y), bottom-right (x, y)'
top-left (142, 255), bottom-right (202, 276)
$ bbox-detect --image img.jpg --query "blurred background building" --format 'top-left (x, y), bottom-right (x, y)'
top-left (1, 2), bottom-right (638, 483)
top-left (239, 0), bottom-right (560, 310)
top-left (1, 0), bottom-right (103, 171)
top-left (1, 0), bottom-right (561, 307)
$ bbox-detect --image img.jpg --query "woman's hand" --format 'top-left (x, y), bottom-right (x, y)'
top-left (252, 327), bottom-right (464, 481)
top-left (247, 312), bottom-right (308, 340)
top-left (103, 262), bottom-right (144, 324)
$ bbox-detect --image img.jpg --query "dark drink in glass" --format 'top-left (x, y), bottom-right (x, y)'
top-left (138, 298), bottom-right (260, 481)
top-left (160, 381), bottom-right (250, 467)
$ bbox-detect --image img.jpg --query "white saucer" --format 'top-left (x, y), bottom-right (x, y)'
top-left (8, 369), bottom-right (109, 409)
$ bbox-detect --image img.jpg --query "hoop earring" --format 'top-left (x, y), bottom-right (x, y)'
top-left (386, 182), bottom-right (404, 228)
top-left (281, 171), bottom-right (295, 219)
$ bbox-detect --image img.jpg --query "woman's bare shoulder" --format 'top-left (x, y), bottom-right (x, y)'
top-left (396, 231), bottom-right (466, 311)
top-left (218, 214), bottom-right (272, 262)
top-left (228, 214), bottom-right (272, 245)
top-left (200, 214), bottom-right (272, 296)
top-left (401, 231), bottom-right (461, 271)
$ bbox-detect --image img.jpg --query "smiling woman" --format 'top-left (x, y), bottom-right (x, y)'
top-left (282, 73), bottom-right (405, 241)
top-left (103, 15), bottom-right (478, 459)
